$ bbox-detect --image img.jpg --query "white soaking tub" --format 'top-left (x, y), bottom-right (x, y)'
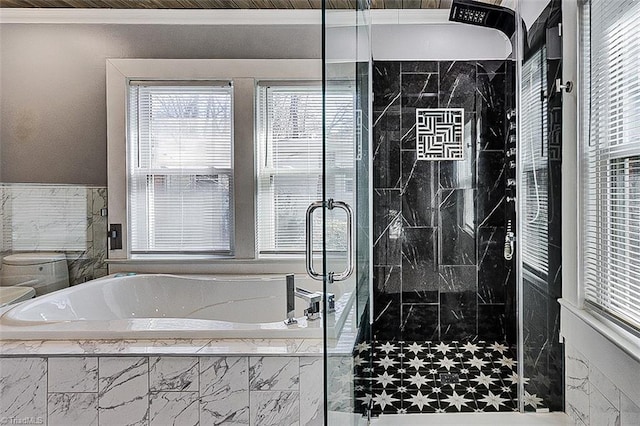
top-left (0, 273), bottom-right (354, 340)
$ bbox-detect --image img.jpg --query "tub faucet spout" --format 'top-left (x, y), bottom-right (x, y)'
top-left (284, 274), bottom-right (328, 323)
top-left (294, 287), bottom-right (322, 320)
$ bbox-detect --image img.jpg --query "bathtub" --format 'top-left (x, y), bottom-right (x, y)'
top-left (0, 273), bottom-right (354, 340)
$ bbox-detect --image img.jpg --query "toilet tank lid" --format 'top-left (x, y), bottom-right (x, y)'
top-left (2, 252), bottom-right (67, 266)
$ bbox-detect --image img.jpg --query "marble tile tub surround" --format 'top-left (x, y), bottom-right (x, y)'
top-left (0, 184), bottom-right (108, 285)
top-left (372, 60), bottom-right (516, 344)
top-left (564, 344), bottom-right (640, 426)
top-left (0, 352), bottom-right (324, 426)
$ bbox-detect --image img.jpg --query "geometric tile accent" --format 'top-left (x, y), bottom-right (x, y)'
top-left (354, 340), bottom-right (533, 416)
top-left (416, 108), bottom-right (464, 160)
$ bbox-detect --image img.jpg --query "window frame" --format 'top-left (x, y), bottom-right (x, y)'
top-left (106, 59), bottom-right (321, 265)
top-left (579, 0), bottom-right (640, 333)
top-left (127, 81), bottom-right (235, 256)
top-left (256, 81), bottom-right (326, 256)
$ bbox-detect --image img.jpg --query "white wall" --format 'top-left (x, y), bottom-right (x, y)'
top-left (0, 20), bottom-right (321, 185)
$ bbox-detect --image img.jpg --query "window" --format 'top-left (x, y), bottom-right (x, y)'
top-left (127, 82), bottom-right (233, 255)
top-left (521, 47), bottom-right (549, 277)
top-left (581, 0), bottom-right (640, 330)
top-left (256, 83), bottom-right (355, 255)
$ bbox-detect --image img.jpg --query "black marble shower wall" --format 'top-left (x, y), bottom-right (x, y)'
top-left (372, 60), bottom-right (517, 344)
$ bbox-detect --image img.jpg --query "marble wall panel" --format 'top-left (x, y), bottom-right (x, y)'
top-left (0, 357), bottom-right (47, 422)
top-left (300, 357), bottom-right (323, 426)
top-left (439, 189), bottom-right (476, 265)
top-left (0, 184), bottom-right (108, 285)
top-left (373, 189), bottom-right (402, 267)
top-left (402, 227), bottom-right (438, 300)
top-left (98, 357), bottom-right (149, 425)
top-left (562, 343), bottom-right (640, 426)
top-left (477, 227), bottom-right (509, 304)
top-left (149, 356), bottom-right (199, 392)
top-left (476, 63), bottom-right (507, 151)
top-left (200, 356), bottom-right (249, 425)
top-left (48, 392), bottom-right (98, 426)
top-left (3, 354), bottom-right (318, 425)
top-left (565, 345), bottom-right (590, 424)
top-left (372, 60), bottom-right (515, 344)
top-left (48, 357), bottom-right (98, 393)
top-left (149, 392), bottom-right (199, 426)
top-left (249, 390), bottom-right (299, 426)
top-left (402, 151), bottom-right (437, 227)
top-left (249, 357), bottom-right (299, 391)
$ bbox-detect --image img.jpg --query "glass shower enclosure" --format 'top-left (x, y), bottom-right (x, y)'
top-left (317, 0), bottom-right (564, 421)
top-left (317, 0), bottom-right (373, 424)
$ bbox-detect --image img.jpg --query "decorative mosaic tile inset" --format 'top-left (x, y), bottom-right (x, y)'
top-left (354, 341), bottom-right (543, 416)
top-left (416, 108), bottom-right (464, 160)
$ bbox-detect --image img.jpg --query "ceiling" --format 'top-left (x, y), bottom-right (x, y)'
top-left (0, 0), bottom-right (503, 9)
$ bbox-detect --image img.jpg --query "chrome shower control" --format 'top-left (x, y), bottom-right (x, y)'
top-left (504, 220), bottom-right (515, 261)
top-left (504, 232), bottom-right (515, 260)
top-left (506, 148), bottom-right (516, 157)
top-left (507, 178), bottom-right (516, 187)
top-left (509, 161), bottom-right (516, 169)
top-left (506, 196), bottom-right (516, 203)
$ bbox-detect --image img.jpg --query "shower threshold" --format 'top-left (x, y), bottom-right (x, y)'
top-left (371, 412), bottom-right (572, 425)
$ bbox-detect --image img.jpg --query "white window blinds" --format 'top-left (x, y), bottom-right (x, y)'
top-left (521, 47), bottom-right (549, 277)
top-left (256, 83), bottom-right (355, 254)
top-left (128, 82), bottom-right (233, 255)
top-left (582, 0), bottom-right (640, 329)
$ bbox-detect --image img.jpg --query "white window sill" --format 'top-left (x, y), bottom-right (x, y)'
top-left (105, 256), bottom-right (307, 275)
top-left (559, 298), bottom-right (640, 364)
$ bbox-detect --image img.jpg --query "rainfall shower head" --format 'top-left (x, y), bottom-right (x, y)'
top-left (449, 0), bottom-right (516, 38)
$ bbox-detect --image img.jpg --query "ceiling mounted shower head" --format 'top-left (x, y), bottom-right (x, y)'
top-left (449, 0), bottom-right (516, 38)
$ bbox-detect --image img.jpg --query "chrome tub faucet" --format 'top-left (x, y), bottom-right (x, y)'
top-left (284, 274), bottom-right (335, 324)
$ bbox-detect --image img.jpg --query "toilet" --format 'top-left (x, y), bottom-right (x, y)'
top-left (0, 252), bottom-right (70, 296)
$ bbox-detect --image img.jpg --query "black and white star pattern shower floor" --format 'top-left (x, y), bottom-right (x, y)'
top-left (353, 341), bottom-right (541, 416)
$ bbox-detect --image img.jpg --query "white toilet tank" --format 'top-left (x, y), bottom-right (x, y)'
top-left (1, 253), bottom-right (70, 296)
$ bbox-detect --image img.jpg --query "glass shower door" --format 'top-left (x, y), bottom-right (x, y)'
top-left (320, 0), bottom-right (372, 424)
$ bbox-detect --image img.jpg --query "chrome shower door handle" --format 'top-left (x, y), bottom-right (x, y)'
top-left (305, 201), bottom-right (324, 281)
top-left (329, 200), bottom-right (355, 283)
top-left (305, 199), bottom-right (355, 283)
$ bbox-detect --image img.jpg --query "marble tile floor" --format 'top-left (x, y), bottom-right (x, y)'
top-left (353, 341), bottom-right (542, 416)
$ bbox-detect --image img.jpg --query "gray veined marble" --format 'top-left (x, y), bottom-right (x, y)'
top-left (48, 357), bottom-right (98, 392)
top-left (300, 357), bottom-right (324, 426)
top-left (565, 345), bottom-right (590, 425)
top-left (620, 391), bottom-right (640, 425)
top-left (48, 392), bottom-right (98, 426)
top-left (149, 392), bottom-right (199, 426)
top-left (0, 357), bottom-right (47, 421)
top-left (200, 356), bottom-right (249, 425)
top-left (249, 357), bottom-right (299, 391)
top-left (0, 184), bottom-right (108, 284)
top-left (150, 356), bottom-right (199, 392)
top-left (98, 357), bottom-right (149, 426)
top-left (588, 363), bottom-right (619, 410)
top-left (2, 185), bottom-right (88, 252)
top-left (250, 390), bottom-right (299, 426)
top-left (196, 338), bottom-right (301, 355)
top-left (590, 386), bottom-right (620, 426)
